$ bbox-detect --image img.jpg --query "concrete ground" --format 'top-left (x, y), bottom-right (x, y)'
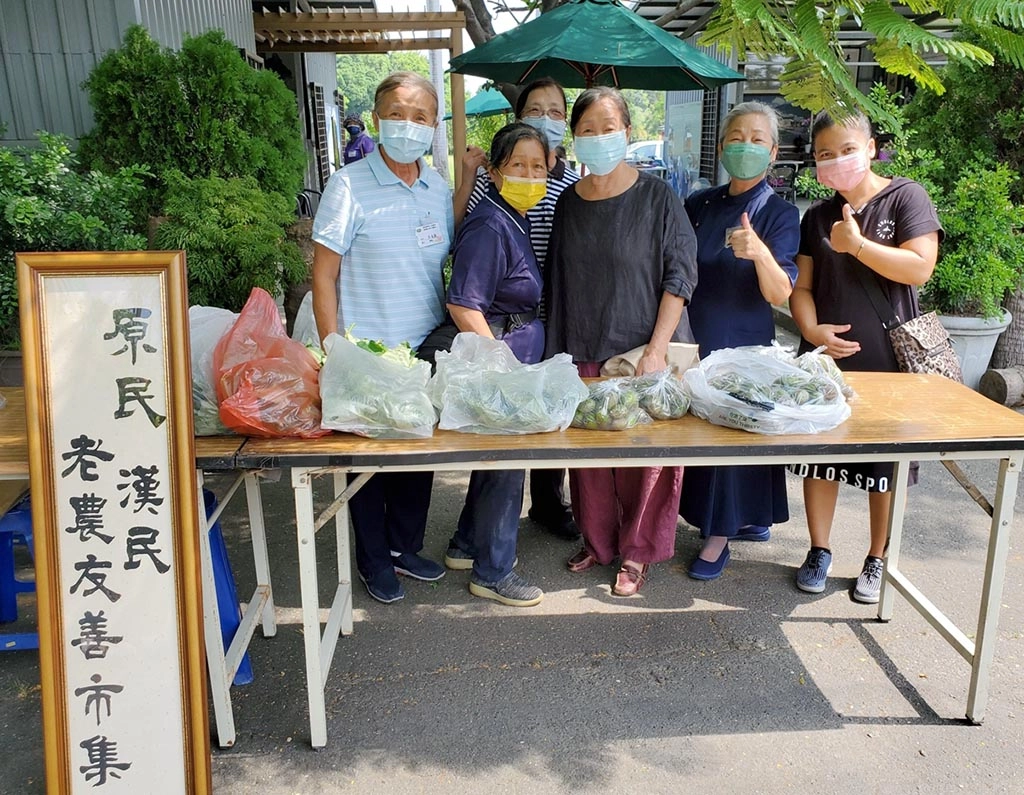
top-left (2, 333), bottom-right (1023, 793)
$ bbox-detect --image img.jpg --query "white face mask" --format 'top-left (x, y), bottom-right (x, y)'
top-left (378, 119), bottom-right (434, 164)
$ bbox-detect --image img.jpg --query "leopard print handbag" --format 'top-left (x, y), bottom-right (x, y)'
top-left (888, 311), bottom-right (964, 382)
top-left (855, 262), bottom-right (964, 383)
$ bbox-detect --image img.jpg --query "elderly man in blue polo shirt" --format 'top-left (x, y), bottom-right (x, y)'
top-left (311, 72), bottom-right (454, 604)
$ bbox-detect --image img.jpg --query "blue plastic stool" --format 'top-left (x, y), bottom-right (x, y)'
top-left (0, 495), bottom-right (39, 651)
top-left (204, 489), bottom-right (254, 686)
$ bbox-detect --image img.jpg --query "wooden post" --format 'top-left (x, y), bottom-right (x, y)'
top-left (450, 30), bottom-right (466, 189)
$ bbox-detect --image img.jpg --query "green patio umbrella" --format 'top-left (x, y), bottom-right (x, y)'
top-left (448, 0), bottom-right (744, 91)
top-left (443, 87), bottom-right (512, 121)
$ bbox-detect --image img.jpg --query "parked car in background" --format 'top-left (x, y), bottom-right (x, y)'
top-left (626, 140), bottom-right (665, 168)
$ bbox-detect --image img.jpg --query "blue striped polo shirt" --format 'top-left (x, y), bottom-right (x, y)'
top-left (312, 148), bottom-right (454, 348)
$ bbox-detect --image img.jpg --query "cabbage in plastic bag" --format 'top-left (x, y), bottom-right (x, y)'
top-left (319, 333), bottom-right (436, 438)
top-left (432, 333), bottom-right (587, 434)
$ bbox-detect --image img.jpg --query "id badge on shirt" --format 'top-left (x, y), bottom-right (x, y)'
top-left (416, 221), bottom-right (445, 248)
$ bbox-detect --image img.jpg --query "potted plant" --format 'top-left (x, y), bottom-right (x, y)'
top-left (919, 163), bottom-right (1024, 388)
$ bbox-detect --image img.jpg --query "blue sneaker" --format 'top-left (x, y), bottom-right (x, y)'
top-left (796, 547), bottom-right (833, 594)
top-left (688, 544), bottom-right (731, 580)
top-left (392, 552), bottom-right (445, 582)
top-left (359, 567), bottom-right (405, 604)
top-left (734, 525), bottom-right (771, 542)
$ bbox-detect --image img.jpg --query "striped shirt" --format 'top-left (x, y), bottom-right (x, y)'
top-left (312, 148), bottom-right (453, 348)
top-left (466, 158), bottom-right (580, 272)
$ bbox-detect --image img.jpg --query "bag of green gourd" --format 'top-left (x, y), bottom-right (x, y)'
top-left (632, 369), bottom-right (690, 420)
top-left (682, 345), bottom-right (851, 435)
top-left (571, 379), bottom-right (652, 431)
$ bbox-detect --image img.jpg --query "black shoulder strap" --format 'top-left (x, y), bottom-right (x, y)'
top-left (852, 257), bottom-right (902, 330)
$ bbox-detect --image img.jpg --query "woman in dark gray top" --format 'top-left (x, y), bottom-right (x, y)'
top-left (789, 109), bottom-right (942, 605)
top-left (544, 87), bottom-right (698, 597)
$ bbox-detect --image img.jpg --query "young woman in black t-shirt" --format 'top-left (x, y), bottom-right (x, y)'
top-left (788, 110), bottom-right (942, 604)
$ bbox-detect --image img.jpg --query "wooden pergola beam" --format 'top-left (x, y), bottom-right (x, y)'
top-left (259, 38), bottom-right (447, 53)
top-left (254, 10), bottom-right (465, 35)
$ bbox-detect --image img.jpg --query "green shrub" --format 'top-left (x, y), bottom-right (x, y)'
top-left (0, 132), bottom-right (148, 347)
top-left (793, 167), bottom-right (833, 201)
top-left (80, 25), bottom-right (307, 214)
top-left (154, 172), bottom-right (307, 311)
top-left (921, 163), bottom-right (1024, 319)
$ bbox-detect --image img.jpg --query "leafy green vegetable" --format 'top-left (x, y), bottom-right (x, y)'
top-left (572, 379), bottom-right (652, 431)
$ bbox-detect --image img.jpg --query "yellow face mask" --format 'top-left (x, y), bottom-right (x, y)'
top-left (498, 174), bottom-right (547, 213)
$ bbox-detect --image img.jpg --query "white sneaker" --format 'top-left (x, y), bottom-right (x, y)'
top-left (853, 556), bottom-right (884, 604)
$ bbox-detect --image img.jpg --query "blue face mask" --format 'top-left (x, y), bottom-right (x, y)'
top-left (573, 130), bottom-right (627, 176)
top-left (720, 143), bottom-right (772, 180)
top-left (521, 116), bottom-right (566, 150)
top-left (346, 125), bottom-right (362, 137)
top-left (377, 119), bottom-right (434, 164)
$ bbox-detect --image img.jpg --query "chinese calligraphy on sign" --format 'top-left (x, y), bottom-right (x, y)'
top-left (18, 252), bottom-right (209, 794)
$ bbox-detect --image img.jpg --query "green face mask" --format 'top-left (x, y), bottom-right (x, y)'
top-left (720, 143), bottom-right (772, 180)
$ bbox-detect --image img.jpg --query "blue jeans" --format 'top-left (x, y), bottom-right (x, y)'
top-left (450, 469), bottom-right (524, 583)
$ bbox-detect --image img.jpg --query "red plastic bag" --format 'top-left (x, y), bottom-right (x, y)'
top-left (213, 287), bottom-right (329, 438)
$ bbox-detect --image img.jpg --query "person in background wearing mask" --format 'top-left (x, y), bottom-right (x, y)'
top-left (679, 101), bottom-right (799, 581)
top-left (342, 113), bottom-right (375, 165)
top-left (443, 122), bottom-right (550, 606)
top-left (453, 77), bottom-right (582, 545)
top-left (311, 72), bottom-right (453, 604)
top-left (545, 87), bottom-right (698, 597)
top-left (789, 109), bottom-right (941, 603)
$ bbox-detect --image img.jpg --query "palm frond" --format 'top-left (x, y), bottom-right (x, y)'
top-left (971, 23), bottom-right (1024, 69)
top-left (944, 1), bottom-right (1024, 29)
top-left (862, 2), bottom-right (994, 63)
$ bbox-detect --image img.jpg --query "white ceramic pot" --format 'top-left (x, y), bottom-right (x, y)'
top-left (938, 310), bottom-right (1013, 390)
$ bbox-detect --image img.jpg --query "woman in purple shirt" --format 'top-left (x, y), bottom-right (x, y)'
top-left (443, 123), bottom-right (549, 607)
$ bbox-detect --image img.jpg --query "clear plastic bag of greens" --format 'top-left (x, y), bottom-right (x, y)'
top-left (571, 378), bottom-right (653, 431)
top-left (431, 333), bottom-right (587, 434)
top-left (319, 333), bottom-right (436, 439)
top-left (682, 345), bottom-right (851, 435)
top-left (632, 368), bottom-right (691, 420)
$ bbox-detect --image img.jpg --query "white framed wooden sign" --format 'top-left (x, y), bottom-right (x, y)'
top-left (17, 252), bottom-right (210, 794)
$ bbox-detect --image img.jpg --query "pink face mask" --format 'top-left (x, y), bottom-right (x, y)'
top-left (816, 150), bottom-right (869, 193)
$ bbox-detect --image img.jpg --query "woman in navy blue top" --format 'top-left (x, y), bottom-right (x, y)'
top-left (443, 123), bottom-right (548, 607)
top-left (679, 102), bottom-right (800, 581)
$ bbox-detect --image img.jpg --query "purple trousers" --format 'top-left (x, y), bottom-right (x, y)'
top-left (570, 361), bottom-right (683, 564)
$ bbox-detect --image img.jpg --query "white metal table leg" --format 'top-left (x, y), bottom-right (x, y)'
top-left (244, 472), bottom-right (276, 637)
top-left (878, 458), bottom-right (912, 622)
top-left (197, 469), bottom-right (235, 748)
top-left (966, 454), bottom-right (1021, 723)
top-left (292, 466), bottom-right (328, 748)
top-left (333, 472), bottom-right (353, 636)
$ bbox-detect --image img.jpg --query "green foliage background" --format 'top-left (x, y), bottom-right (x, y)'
top-left (154, 172), bottom-right (307, 312)
top-left (80, 25), bottom-right (307, 214)
top-left (0, 133), bottom-right (148, 347)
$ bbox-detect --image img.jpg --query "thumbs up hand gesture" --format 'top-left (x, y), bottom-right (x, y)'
top-left (727, 212), bottom-right (768, 262)
top-left (829, 203), bottom-right (865, 255)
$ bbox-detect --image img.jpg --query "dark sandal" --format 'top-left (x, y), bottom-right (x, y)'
top-left (567, 547), bottom-right (598, 573)
top-left (613, 562), bottom-right (649, 597)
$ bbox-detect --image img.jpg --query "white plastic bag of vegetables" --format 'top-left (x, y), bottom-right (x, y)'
top-left (572, 378), bottom-right (653, 431)
top-left (683, 345), bottom-right (852, 435)
top-left (319, 333), bottom-right (436, 438)
top-left (431, 333), bottom-right (588, 434)
top-left (189, 305), bottom-right (238, 435)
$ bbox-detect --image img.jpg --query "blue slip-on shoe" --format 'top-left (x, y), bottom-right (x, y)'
top-left (734, 525), bottom-right (771, 542)
top-left (796, 547), bottom-right (833, 594)
top-left (392, 551), bottom-right (445, 582)
top-left (688, 544), bottom-right (731, 581)
top-left (359, 567), bottom-right (405, 604)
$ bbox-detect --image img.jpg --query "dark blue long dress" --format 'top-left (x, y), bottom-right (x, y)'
top-left (679, 179), bottom-right (800, 537)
